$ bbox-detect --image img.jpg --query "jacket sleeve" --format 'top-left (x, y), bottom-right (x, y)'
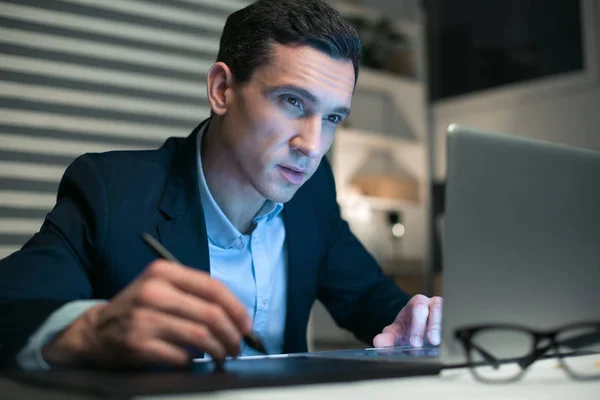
top-left (0, 154), bottom-right (108, 367)
top-left (316, 160), bottom-right (412, 345)
top-left (16, 300), bottom-right (108, 370)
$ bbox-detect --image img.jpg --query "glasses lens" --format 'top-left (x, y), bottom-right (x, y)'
top-left (469, 328), bottom-right (533, 382)
top-left (556, 325), bottom-right (600, 379)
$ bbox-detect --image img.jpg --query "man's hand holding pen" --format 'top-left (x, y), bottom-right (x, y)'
top-left (42, 259), bottom-right (254, 368)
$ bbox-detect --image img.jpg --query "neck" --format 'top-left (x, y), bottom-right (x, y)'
top-left (201, 118), bottom-right (266, 234)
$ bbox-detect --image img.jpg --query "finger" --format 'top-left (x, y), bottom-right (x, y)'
top-left (131, 308), bottom-right (228, 363)
top-left (380, 324), bottom-right (411, 346)
top-left (136, 279), bottom-right (242, 356)
top-left (426, 296), bottom-right (443, 346)
top-left (409, 295), bottom-right (430, 347)
top-left (145, 261), bottom-right (252, 333)
top-left (382, 324), bottom-right (395, 333)
top-left (373, 332), bottom-right (396, 348)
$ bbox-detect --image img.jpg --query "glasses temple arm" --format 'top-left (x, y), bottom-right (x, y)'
top-left (559, 331), bottom-right (600, 350)
top-left (518, 330), bottom-right (600, 369)
top-left (518, 343), bottom-right (552, 369)
top-left (470, 342), bottom-right (501, 369)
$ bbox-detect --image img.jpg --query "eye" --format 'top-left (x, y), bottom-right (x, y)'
top-left (281, 95), bottom-right (303, 110)
top-left (325, 114), bottom-right (342, 124)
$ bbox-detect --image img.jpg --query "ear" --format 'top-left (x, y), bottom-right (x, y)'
top-left (206, 62), bottom-right (234, 116)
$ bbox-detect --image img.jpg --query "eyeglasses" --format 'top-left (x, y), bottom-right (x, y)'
top-left (454, 322), bottom-right (600, 383)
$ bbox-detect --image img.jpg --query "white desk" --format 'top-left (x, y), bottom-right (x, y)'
top-left (141, 355), bottom-right (600, 400)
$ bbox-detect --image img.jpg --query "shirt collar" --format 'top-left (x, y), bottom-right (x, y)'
top-left (196, 121), bottom-right (283, 249)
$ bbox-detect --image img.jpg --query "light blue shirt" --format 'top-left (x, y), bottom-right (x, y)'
top-left (17, 123), bottom-right (288, 368)
top-left (195, 126), bottom-right (287, 356)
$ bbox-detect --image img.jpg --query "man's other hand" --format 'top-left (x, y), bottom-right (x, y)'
top-left (373, 295), bottom-right (443, 348)
top-left (41, 260), bottom-right (252, 367)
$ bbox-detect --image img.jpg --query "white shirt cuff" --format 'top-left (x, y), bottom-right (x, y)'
top-left (16, 299), bottom-right (108, 370)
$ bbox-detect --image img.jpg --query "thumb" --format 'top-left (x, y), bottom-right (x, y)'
top-left (373, 331), bottom-right (396, 348)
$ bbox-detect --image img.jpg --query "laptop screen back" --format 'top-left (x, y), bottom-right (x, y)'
top-left (440, 125), bottom-right (600, 365)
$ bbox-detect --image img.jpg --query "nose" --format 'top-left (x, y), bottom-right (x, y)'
top-left (290, 116), bottom-right (321, 159)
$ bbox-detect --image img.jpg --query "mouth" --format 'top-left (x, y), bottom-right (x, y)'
top-left (278, 165), bottom-right (306, 185)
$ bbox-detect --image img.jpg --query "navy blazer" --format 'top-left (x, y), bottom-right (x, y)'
top-left (0, 121), bottom-right (410, 367)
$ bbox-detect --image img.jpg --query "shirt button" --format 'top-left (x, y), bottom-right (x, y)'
top-left (234, 237), bottom-right (244, 249)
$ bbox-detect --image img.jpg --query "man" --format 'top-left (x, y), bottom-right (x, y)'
top-left (0, 0), bottom-right (442, 369)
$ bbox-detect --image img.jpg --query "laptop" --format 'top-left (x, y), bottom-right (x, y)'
top-left (439, 124), bottom-right (600, 365)
top-left (310, 124), bottom-right (600, 366)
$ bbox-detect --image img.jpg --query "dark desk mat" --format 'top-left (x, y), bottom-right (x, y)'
top-left (4, 355), bottom-right (441, 398)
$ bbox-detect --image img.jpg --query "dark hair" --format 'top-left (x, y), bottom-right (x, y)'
top-left (217, 0), bottom-right (361, 86)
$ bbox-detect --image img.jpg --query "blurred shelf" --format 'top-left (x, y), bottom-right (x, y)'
top-left (337, 127), bottom-right (424, 148)
top-left (381, 257), bottom-right (423, 275)
top-left (338, 193), bottom-right (421, 211)
top-left (358, 66), bottom-right (422, 89)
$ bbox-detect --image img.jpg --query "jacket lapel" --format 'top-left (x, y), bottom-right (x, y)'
top-left (282, 190), bottom-right (323, 353)
top-left (155, 120), bottom-right (210, 274)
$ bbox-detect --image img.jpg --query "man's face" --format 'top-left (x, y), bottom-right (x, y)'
top-left (219, 43), bottom-right (355, 203)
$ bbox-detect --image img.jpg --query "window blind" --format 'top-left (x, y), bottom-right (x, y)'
top-left (0, 0), bottom-right (250, 258)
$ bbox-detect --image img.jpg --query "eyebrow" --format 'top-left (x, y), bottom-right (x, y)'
top-left (267, 84), bottom-right (351, 117)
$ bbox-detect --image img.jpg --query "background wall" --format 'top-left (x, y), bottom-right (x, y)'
top-left (0, 0), bottom-right (250, 258)
top-left (431, 0), bottom-right (600, 180)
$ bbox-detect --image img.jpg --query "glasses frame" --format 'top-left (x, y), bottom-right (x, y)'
top-left (454, 321), bottom-right (600, 383)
